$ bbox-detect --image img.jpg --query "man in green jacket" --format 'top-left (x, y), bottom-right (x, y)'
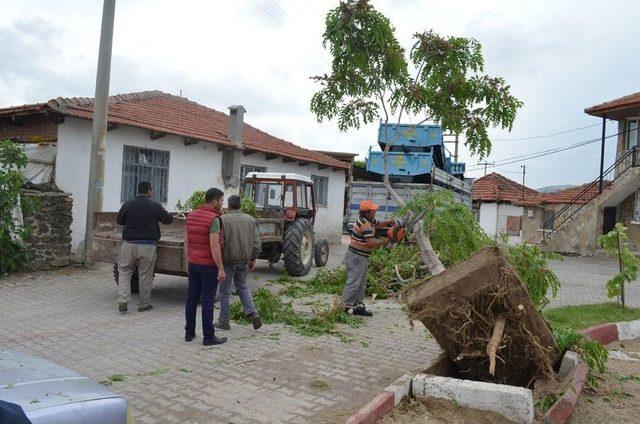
top-left (215, 195), bottom-right (262, 330)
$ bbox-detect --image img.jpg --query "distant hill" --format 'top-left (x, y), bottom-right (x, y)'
top-left (536, 184), bottom-right (576, 193)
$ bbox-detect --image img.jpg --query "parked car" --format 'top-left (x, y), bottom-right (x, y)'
top-left (0, 349), bottom-right (133, 424)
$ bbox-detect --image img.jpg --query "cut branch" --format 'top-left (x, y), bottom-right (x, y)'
top-left (486, 313), bottom-right (507, 376)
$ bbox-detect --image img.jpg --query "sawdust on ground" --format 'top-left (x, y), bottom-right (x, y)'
top-left (378, 397), bottom-right (513, 424)
top-left (571, 337), bottom-right (640, 424)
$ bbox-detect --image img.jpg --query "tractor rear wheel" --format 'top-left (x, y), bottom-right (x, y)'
top-left (314, 239), bottom-right (329, 267)
top-left (113, 263), bottom-right (140, 294)
top-left (283, 219), bottom-right (314, 276)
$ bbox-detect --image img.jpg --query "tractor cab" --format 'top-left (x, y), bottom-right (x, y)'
top-left (241, 172), bottom-right (316, 224)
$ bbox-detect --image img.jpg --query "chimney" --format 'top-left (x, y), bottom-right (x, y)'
top-left (228, 105), bottom-right (246, 147)
top-left (221, 105), bottom-right (246, 189)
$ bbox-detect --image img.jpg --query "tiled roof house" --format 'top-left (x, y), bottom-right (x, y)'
top-left (0, 91), bottom-right (350, 250)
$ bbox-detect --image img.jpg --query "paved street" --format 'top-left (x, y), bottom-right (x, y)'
top-left (1, 247), bottom-right (638, 423)
top-left (548, 253), bottom-right (640, 308)
top-left (0, 241), bottom-right (438, 424)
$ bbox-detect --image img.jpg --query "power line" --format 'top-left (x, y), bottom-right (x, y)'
top-left (466, 128), bottom-right (625, 172)
top-left (491, 123), bottom-right (601, 141)
top-left (249, 0), bottom-right (328, 66)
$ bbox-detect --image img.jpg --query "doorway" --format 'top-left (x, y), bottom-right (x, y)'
top-left (603, 207), bottom-right (617, 234)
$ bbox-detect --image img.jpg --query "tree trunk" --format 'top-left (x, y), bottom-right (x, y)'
top-left (382, 125), bottom-right (446, 276)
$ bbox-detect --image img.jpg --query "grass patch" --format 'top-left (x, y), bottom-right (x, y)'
top-left (230, 288), bottom-right (362, 340)
top-left (108, 373), bottom-right (126, 382)
top-left (544, 303), bottom-right (640, 330)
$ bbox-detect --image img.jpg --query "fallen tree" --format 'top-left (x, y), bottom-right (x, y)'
top-left (404, 247), bottom-right (561, 386)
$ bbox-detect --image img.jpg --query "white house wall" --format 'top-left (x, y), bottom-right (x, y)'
top-left (56, 118), bottom-right (92, 252)
top-left (478, 202), bottom-right (523, 244)
top-left (497, 203), bottom-right (523, 245)
top-left (56, 118), bottom-right (345, 251)
top-left (478, 203), bottom-right (498, 236)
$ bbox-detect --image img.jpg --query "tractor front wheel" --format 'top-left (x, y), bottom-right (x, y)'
top-left (113, 263), bottom-right (140, 294)
top-left (283, 219), bottom-right (314, 276)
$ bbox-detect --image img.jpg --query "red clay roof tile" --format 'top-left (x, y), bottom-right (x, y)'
top-left (472, 172), bottom-right (539, 203)
top-left (0, 91), bottom-right (349, 169)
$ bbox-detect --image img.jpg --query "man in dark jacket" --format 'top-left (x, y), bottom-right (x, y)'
top-left (117, 181), bottom-right (173, 313)
top-left (215, 194), bottom-right (262, 331)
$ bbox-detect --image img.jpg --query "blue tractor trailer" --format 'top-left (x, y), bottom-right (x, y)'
top-left (365, 123), bottom-right (465, 183)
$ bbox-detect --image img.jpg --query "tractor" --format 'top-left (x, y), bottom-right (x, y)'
top-left (242, 172), bottom-right (329, 276)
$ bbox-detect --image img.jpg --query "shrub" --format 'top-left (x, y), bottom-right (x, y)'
top-left (598, 223), bottom-right (639, 308)
top-left (175, 190), bottom-right (206, 212)
top-left (240, 194), bottom-right (258, 217)
top-left (0, 140), bottom-right (31, 276)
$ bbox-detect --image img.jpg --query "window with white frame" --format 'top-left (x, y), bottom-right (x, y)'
top-left (121, 146), bottom-right (169, 203)
top-left (240, 164), bottom-right (267, 179)
top-left (626, 119), bottom-right (640, 150)
top-left (311, 175), bottom-right (329, 207)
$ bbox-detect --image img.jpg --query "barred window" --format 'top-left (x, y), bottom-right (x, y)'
top-left (240, 164), bottom-right (267, 179)
top-left (121, 146), bottom-right (170, 203)
top-left (311, 175), bottom-right (329, 207)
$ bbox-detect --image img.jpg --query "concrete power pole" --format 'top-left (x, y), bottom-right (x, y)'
top-left (521, 165), bottom-right (526, 199)
top-left (83, 0), bottom-right (116, 266)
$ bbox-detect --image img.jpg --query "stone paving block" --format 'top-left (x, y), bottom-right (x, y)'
top-left (3, 254), bottom-right (628, 422)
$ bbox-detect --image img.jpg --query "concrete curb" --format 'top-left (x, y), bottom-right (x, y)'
top-left (542, 362), bottom-right (588, 424)
top-left (345, 373), bottom-right (413, 424)
top-left (412, 374), bottom-right (534, 424)
top-left (543, 318), bottom-right (640, 424)
top-left (346, 319), bottom-right (640, 424)
top-left (579, 322), bottom-right (618, 344)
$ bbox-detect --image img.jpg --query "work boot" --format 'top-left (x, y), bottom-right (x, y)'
top-left (351, 305), bottom-right (373, 317)
top-left (214, 320), bottom-right (231, 330)
top-left (203, 336), bottom-right (228, 346)
top-left (249, 313), bottom-right (262, 330)
top-left (138, 304), bottom-right (153, 312)
top-left (185, 334), bottom-right (195, 342)
top-left (118, 302), bottom-right (127, 313)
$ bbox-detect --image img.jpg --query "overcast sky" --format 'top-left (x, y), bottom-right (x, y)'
top-left (2, 0), bottom-right (639, 188)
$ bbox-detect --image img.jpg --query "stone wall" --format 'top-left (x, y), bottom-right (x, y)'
top-left (21, 186), bottom-right (73, 270)
top-left (617, 192), bottom-right (640, 251)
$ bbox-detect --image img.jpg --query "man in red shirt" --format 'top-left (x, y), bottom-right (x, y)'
top-left (184, 188), bottom-right (227, 346)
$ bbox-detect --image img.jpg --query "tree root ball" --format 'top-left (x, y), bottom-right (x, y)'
top-left (403, 247), bottom-right (561, 387)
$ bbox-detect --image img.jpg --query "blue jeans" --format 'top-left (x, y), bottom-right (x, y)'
top-left (219, 262), bottom-right (257, 322)
top-left (185, 263), bottom-right (218, 341)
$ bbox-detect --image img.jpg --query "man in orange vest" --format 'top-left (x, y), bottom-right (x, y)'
top-left (343, 200), bottom-right (394, 316)
top-left (184, 188), bottom-right (227, 346)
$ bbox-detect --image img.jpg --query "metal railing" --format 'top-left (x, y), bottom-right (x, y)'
top-left (542, 145), bottom-right (640, 239)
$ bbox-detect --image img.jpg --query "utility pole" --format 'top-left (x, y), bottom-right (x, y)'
top-left (599, 115), bottom-right (607, 194)
top-left (521, 165), bottom-right (526, 199)
top-left (83, 0), bottom-right (116, 266)
top-left (477, 161), bottom-right (494, 176)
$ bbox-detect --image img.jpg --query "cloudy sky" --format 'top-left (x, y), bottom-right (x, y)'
top-left (2, 0), bottom-right (639, 188)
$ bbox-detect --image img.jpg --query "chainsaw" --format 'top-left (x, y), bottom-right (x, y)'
top-left (375, 210), bottom-right (426, 244)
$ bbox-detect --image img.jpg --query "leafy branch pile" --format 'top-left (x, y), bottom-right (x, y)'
top-left (505, 244), bottom-right (561, 311)
top-left (398, 191), bottom-right (492, 267)
top-left (230, 288), bottom-right (362, 340)
top-left (176, 190), bottom-right (258, 217)
top-left (0, 140), bottom-right (33, 276)
top-left (276, 267), bottom-right (346, 298)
